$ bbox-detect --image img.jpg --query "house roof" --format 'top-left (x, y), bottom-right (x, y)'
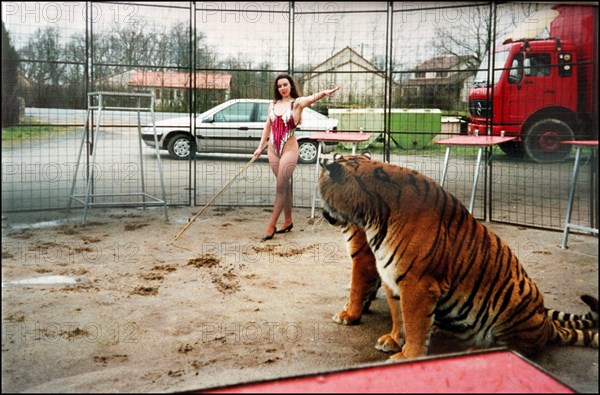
top-left (413, 55), bottom-right (475, 72)
top-left (305, 46), bottom-right (388, 80)
top-left (127, 70), bottom-right (232, 90)
top-left (400, 55), bottom-right (476, 87)
top-left (401, 75), bottom-right (469, 86)
top-left (312, 46), bottom-right (382, 73)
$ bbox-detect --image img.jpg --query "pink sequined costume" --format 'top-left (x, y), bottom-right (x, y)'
top-left (270, 100), bottom-right (297, 157)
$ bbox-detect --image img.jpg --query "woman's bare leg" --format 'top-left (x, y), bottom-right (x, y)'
top-left (281, 179), bottom-right (293, 228)
top-left (265, 149), bottom-right (280, 236)
top-left (265, 138), bottom-right (298, 235)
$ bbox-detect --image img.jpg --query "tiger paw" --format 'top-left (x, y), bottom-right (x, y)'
top-left (389, 344), bottom-right (427, 360)
top-left (332, 310), bottom-right (362, 325)
top-left (389, 351), bottom-right (408, 360)
top-left (375, 334), bottom-right (402, 353)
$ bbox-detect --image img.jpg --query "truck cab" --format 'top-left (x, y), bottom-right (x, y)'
top-left (468, 5), bottom-right (597, 163)
top-left (469, 39), bottom-right (578, 162)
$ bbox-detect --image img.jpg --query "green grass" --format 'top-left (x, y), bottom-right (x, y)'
top-left (1, 123), bottom-right (75, 145)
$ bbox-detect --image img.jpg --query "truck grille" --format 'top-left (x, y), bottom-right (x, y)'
top-left (469, 100), bottom-right (491, 118)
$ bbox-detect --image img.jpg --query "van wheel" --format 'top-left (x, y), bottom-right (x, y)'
top-left (167, 134), bottom-right (195, 160)
top-left (298, 140), bottom-right (318, 164)
top-left (523, 119), bottom-right (574, 163)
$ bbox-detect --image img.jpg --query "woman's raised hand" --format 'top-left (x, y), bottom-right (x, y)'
top-left (324, 86), bottom-right (340, 97)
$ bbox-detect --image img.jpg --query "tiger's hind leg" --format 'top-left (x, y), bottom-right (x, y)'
top-left (375, 284), bottom-right (403, 353)
top-left (333, 225), bottom-right (380, 325)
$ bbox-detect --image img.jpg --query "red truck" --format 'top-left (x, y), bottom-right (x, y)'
top-left (468, 4), bottom-right (597, 163)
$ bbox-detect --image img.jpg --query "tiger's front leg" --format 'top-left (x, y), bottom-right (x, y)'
top-left (375, 283), bottom-right (403, 353)
top-left (390, 275), bottom-right (441, 360)
top-left (333, 225), bottom-right (380, 325)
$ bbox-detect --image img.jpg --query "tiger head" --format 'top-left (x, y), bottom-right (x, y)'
top-left (318, 153), bottom-right (442, 232)
top-left (318, 154), bottom-right (393, 230)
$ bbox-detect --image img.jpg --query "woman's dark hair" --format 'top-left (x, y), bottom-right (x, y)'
top-left (273, 74), bottom-right (301, 102)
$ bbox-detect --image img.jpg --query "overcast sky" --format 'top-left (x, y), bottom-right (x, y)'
top-left (2, 2), bottom-right (555, 70)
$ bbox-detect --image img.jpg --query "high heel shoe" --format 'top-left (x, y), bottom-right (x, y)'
top-left (275, 223), bottom-right (293, 234)
top-left (261, 232), bottom-right (275, 241)
top-left (262, 227), bottom-right (276, 241)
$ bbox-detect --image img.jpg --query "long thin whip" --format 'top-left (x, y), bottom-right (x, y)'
top-left (171, 156), bottom-right (257, 243)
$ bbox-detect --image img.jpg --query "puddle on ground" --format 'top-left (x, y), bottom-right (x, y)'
top-left (7, 220), bottom-right (67, 230)
top-left (2, 275), bottom-right (81, 287)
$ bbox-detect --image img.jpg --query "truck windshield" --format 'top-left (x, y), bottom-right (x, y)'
top-left (473, 49), bottom-right (510, 86)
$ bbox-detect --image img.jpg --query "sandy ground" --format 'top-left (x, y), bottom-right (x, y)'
top-left (1, 206), bottom-right (598, 393)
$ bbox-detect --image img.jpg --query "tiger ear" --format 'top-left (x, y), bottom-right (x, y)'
top-left (322, 160), bottom-right (345, 184)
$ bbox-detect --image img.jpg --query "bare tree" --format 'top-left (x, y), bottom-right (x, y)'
top-left (167, 23), bottom-right (192, 69)
top-left (429, 5), bottom-right (494, 70)
top-left (107, 17), bottom-right (158, 67)
top-left (20, 26), bottom-right (66, 86)
top-left (64, 34), bottom-right (86, 83)
top-left (18, 26), bottom-right (70, 107)
top-left (166, 23), bottom-right (212, 70)
top-left (429, 3), bottom-right (542, 69)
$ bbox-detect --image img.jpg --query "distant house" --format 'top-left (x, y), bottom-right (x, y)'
top-left (399, 55), bottom-right (477, 108)
top-left (302, 46), bottom-right (394, 107)
top-left (98, 70), bottom-right (232, 108)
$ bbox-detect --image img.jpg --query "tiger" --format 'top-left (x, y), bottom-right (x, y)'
top-left (318, 154), bottom-right (598, 359)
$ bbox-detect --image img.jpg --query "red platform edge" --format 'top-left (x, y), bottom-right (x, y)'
top-left (309, 131), bottom-right (373, 143)
top-left (195, 348), bottom-right (575, 393)
top-left (435, 135), bottom-right (517, 147)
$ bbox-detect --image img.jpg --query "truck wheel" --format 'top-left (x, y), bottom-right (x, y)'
top-left (167, 134), bottom-right (195, 160)
top-left (499, 141), bottom-right (524, 158)
top-left (523, 119), bottom-right (574, 163)
top-left (298, 140), bottom-right (318, 164)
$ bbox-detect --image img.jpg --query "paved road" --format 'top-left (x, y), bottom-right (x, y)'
top-left (24, 107), bottom-right (184, 126)
top-left (4, 109), bottom-right (596, 231)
